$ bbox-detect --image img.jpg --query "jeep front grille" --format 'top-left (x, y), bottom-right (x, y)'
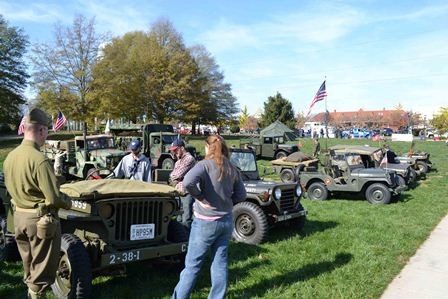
top-left (279, 188), bottom-right (295, 212)
top-left (113, 199), bottom-right (164, 241)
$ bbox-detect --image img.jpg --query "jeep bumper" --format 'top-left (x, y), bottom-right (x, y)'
top-left (100, 242), bottom-right (188, 267)
top-left (272, 209), bottom-right (307, 223)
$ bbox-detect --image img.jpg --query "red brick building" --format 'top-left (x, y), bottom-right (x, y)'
top-left (309, 109), bottom-right (408, 130)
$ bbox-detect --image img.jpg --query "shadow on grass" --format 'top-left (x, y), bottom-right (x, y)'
top-left (91, 243), bottom-right (268, 298)
top-left (227, 252), bottom-right (353, 298)
top-left (266, 219), bottom-right (339, 244)
top-left (0, 261), bottom-right (26, 298)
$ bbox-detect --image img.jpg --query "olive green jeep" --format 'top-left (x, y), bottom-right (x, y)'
top-left (240, 135), bottom-right (299, 160)
top-left (0, 176), bottom-right (188, 298)
top-left (229, 148), bottom-right (307, 245)
top-left (329, 145), bottom-right (417, 185)
top-left (299, 150), bottom-right (407, 204)
top-left (42, 134), bottom-right (126, 180)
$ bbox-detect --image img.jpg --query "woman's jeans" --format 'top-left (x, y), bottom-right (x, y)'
top-left (172, 214), bottom-right (233, 299)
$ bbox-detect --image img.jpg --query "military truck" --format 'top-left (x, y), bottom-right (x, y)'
top-left (111, 124), bottom-right (197, 170)
top-left (240, 135), bottom-right (299, 160)
top-left (42, 134), bottom-right (126, 180)
top-left (329, 145), bottom-right (417, 184)
top-left (0, 176), bottom-right (188, 298)
top-left (299, 150), bottom-right (407, 204)
top-left (229, 148), bottom-right (307, 245)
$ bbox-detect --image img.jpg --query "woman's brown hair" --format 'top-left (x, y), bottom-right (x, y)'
top-left (205, 135), bottom-right (233, 180)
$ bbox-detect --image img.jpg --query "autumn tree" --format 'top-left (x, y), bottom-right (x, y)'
top-left (188, 44), bottom-right (238, 133)
top-left (91, 31), bottom-right (149, 122)
top-left (260, 92), bottom-right (295, 128)
top-left (431, 107), bottom-right (448, 133)
top-left (239, 105), bottom-right (249, 129)
top-left (92, 19), bottom-right (201, 125)
top-left (295, 111), bottom-right (307, 129)
top-left (0, 15), bottom-right (29, 125)
top-left (31, 15), bottom-right (108, 137)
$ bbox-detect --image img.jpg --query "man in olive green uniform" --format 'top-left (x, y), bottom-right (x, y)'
top-left (3, 108), bottom-right (72, 299)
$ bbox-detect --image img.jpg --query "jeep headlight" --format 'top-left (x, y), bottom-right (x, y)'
top-left (98, 203), bottom-right (114, 219)
top-left (273, 188), bottom-right (282, 200)
top-left (295, 185), bottom-right (303, 198)
top-left (164, 201), bottom-right (175, 215)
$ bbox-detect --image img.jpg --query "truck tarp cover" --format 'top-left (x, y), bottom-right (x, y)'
top-left (260, 120), bottom-right (297, 140)
top-left (60, 179), bottom-right (177, 199)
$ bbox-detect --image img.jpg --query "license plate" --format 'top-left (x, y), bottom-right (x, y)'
top-left (130, 224), bottom-right (154, 241)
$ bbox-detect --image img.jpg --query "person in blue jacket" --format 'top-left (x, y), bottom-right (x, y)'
top-left (113, 139), bottom-right (151, 182)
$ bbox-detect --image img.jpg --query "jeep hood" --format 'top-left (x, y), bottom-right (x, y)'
top-left (380, 163), bottom-right (409, 173)
top-left (89, 148), bottom-right (126, 158)
top-left (351, 168), bottom-right (391, 178)
top-left (61, 179), bottom-right (177, 199)
top-left (278, 144), bottom-right (298, 151)
top-left (243, 180), bottom-right (297, 193)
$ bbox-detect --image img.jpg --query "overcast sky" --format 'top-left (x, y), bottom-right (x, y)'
top-left (1, 0), bottom-right (447, 119)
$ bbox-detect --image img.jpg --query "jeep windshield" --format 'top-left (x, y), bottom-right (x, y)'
top-left (162, 135), bottom-right (176, 145)
top-left (230, 151), bottom-right (257, 172)
top-left (87, 137), bottom-right (115, 150)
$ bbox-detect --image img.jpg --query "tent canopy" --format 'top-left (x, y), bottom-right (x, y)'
top-left (260, 120), bottom-right (298, 140)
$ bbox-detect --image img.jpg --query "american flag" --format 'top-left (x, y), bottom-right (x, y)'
top-left (53, 110), bottom-right (67, 132)
top-left (17, 116), bottom-right (26, 135)
top-left (306, 81), bottom-right (327, 118)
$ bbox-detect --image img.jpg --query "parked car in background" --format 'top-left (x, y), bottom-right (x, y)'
top-left (351, 128), bottom-right (371, 139)
top-left (382, 128), bottom-right (394, 136)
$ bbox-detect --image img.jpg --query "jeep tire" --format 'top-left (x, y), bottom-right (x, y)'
top-left (275, 151), bottom-right (287, 159)
top-left (307, 182), bottom-right (328, 201)
top-left (365, 183), bottom-right (391, 204)
top-left (232, 202), bottom-right (268, 245)
top-left (416, 161), bottom-right (429, 174)
top-left (408, 168), bottom-right (417, 183)
top-left (52, 234), bottom-right (92, 299)
top-left (167, 220), bottom-right (189, 243)
top-left (161, 157), bottom-right (174, 170)
top-left (280, 168), bottom-right (296, 183)
top-left (0, 215), bottom-right (20, 262)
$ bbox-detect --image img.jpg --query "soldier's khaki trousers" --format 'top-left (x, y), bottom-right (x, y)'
top-left (14, 210), bottom-right (61, 293)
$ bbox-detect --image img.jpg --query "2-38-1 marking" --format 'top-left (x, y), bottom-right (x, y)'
top-left (109, 250), bottom-right (141, 264)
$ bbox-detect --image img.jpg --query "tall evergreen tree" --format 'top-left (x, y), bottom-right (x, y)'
top-left (260, 92), bottom-right (296, 128)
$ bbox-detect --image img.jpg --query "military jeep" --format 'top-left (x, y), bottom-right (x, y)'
top-left (300, 150), bottom-right (407, 204)
top-left (0, 177), bottom-right (188, 298)
top-left (229, 148), bottom-right (307, 245)
top-left (395, 151), bottom-right (433, 175)
top-left (240, 135), bottom-right (299, 160)
top-left (329, 145), bottom-right (417, 184)
top-left (42, 134), bottom-right (126, 180)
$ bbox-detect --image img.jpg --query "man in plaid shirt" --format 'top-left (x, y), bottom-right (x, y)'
top-left (169, 138), bottom-right (196, 231)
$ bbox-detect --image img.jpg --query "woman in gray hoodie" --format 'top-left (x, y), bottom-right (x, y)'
top-left (172, 135), bottom-right (246, 299)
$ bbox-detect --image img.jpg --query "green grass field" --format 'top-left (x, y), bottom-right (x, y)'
top-left (1, 136), bottom-right (447, 298)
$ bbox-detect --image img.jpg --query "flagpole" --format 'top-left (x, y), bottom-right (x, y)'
top-left (324, 76), bottom-right (328, 151)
